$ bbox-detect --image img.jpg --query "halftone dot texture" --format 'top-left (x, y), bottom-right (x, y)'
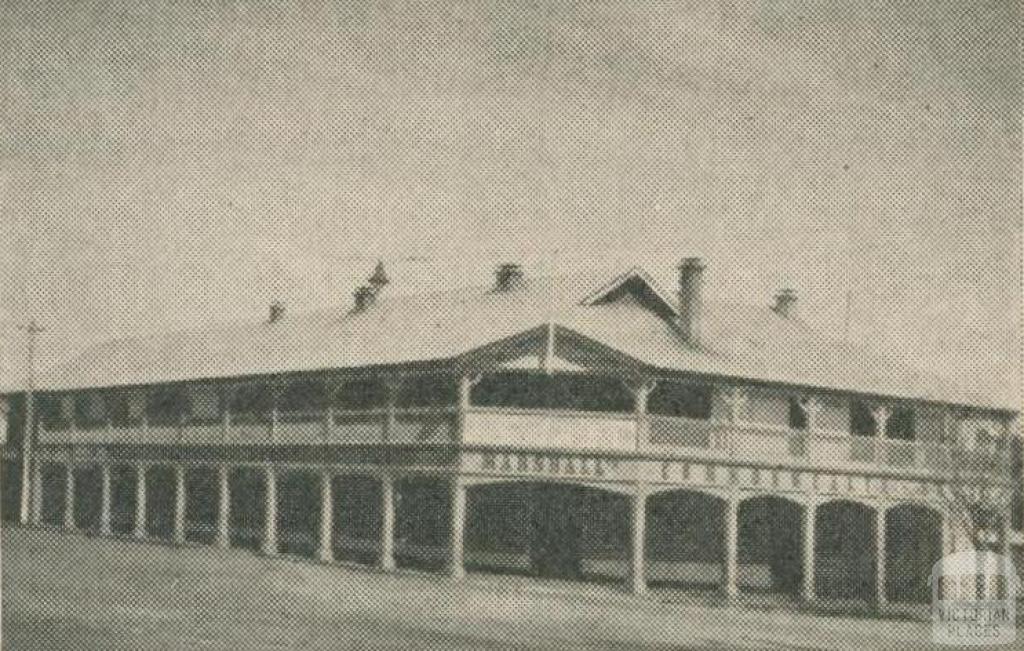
top-left (0, 1), bottom-right (1021, 649)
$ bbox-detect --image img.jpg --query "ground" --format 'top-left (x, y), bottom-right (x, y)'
top-left (2, 528), bottom-right (947, 650)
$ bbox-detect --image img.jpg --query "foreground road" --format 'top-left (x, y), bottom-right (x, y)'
top-left (2, 528), bottom-right (941, 650)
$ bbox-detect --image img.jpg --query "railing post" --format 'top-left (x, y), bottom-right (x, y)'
top-left (31, 460), bottom-right (43, 525)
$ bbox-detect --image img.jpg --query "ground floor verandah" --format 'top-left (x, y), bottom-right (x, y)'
top-left (1, 447), bottom-right (963, 610)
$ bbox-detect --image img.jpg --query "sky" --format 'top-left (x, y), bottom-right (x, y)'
top-left (0, 0), bottom-right (1020, 407)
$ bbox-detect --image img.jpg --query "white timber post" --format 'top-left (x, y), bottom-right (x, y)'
top-left (456, 374), bottom-right (480, 443)
top-left (262, 465), bottom-right (277, 556)
top-left (802, 499), bottom-right (816, 602)
top-left (722, 387), bottom-right (747, 455)
top-left (449, 476), bottom-right (466, 579)
top-left (216, 464), bottom-right (231, 549)
top-left (628, 379), bottom-right (656, 452)
top-left (63, 460), bottom-right (75, 530)
top-left (630, 484), bottom-right (647, 595)
top-left (99, 463), bottom-right (112, 536)
top-left (875, 505), bottom-right (887, 609)
top-left (134, 463), bottom-right (148, 538)
top-left (380, 475), bottom-right (396, 571)
top-left (319, 470), bottom-right (334, 563)
top-left (384, 378), bottom-right (400, 443)
top-left (173, 463), bottom-right (187, 545)
top-left (724, 494), bottom-right (739, 600)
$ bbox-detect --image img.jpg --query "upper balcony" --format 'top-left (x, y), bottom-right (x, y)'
top-left (27, 369), bottom-right (1013, 482)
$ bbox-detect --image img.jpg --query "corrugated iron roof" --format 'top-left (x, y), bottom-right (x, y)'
top-left (28, 269), bottom-right (1011, 412)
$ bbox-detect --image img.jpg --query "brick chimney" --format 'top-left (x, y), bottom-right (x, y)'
top-left (494, 263), bottom-right (525, 291)
top-left (268, 300), bottom-right (285, 323)
top-left (352, 285), bottom-right (375, 312)
top-left (677, 257), bottom-right (706, 345)
top-left (772, 288), bottom-right (798, 319)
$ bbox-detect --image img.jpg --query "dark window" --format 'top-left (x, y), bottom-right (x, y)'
top-left (37, 395), bottom-right (68, 430)
top-left (278, 379), bottom-right (327, 413)
top-left (647, 382), bottom-right (713, 420)
top-left (788, 398), bottom-right (808, 430)
top-left (398, 375), bottom-right (458, 408)
top-left (229, 384), bottom-right (271, 422)
top-left (850, 400), bottom-right (875, 437)
top-left (887, 407), bottom-right (915, 441)
top-left (74, 393), bottom-right (106, 429)
top-left (147, 386), bottom-right (189, 426)
top-left (107, 392), bottom-right (136, 427)
top-left (334, 378), bottom-right (388, 411)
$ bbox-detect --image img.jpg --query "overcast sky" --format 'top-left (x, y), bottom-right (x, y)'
top-left (0, 0), bottom-right (1020, 406)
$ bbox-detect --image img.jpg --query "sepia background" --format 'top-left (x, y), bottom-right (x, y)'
top-left (0, 0), bottom-right (1020, 408)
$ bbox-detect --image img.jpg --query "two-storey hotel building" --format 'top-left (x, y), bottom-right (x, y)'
top-left (2, 260), bottom-right (1020, 607)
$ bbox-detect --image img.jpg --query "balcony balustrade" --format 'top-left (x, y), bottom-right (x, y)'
top-left (32, 395), bottom-right (1008, 481)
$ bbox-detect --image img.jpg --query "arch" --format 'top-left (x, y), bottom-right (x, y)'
top-left (645, 489), bottom-right (727, 591)
top-left (737, 495), bottom-right (805, 597)
top-left (885, 503), bottom-right (943, 604)
top-left (182, 465), bottom-right (217, 544)
top-left (144, 465), bottom-right (176, 541)
top-left (332, 474), bottom-right (383, 565)
top-left (815, 500), bottom-right (877, 602)
top-left (109, 464), bottom-right (137, 536)
top-left (228, 466), bottom-right (265, 551)
top-left (276, 469), bottom-right (320, 557)
top-left (72, 465), bottom-right (102, 531)
top-left (39, 462), bottom-right (67, 527)
top-left (394, 476), bottom-right (451, 571)
top-left (464, 476), bottom-right (634, 497)
top-left (465, 480), bottom-right (630, 584)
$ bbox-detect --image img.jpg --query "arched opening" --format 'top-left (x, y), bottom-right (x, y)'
top-left (886, 504), bottom-right (943, 604)
top-left (645, 490), bottom-right (725, 590)
top-left (184, 466), bottom-right (218, 544)
top-left (72, 466), bottom-right (102, 531)
top-left (228, 467), bottom-right (265, 551)
top-left (110, 465), bottom-right (136, 535)
top-left (737, 496), bottom-right (804, 597)
top-left (277, 471), bottom-right (319, 557)
top-left (465, 481), bottom-right (629, 584)
top-left (815, 500), bottom-right (876, 601)
top-left (395, 477), bottom-right (451, 571)
top-left (332, 476), bottom-right (382, 565)
top-left (40, 463), bottom-right (66, 527)
top-left (145, 466), bottom-right (176, 540)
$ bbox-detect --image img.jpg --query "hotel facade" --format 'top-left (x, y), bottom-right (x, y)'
top-left (2, 260), bottom-right (1021, 607)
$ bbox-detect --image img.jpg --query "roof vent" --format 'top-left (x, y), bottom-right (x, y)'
top-left (268, 300), bottom-right (285, 323)
top-left (494, 263), bottom-right (525, 291)
top-left (772, 288), bottom-right (798, 319)
top-left (677, 257), bottom-right (706, 345)
top-left (353, 285), bottom-right (375, 312)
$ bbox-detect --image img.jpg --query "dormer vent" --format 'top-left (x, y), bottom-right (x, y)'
top-left (368, 260), bottom-right (390, 290)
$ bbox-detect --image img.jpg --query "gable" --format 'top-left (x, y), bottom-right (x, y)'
top-left (579, 268), bottom-right (678, 321)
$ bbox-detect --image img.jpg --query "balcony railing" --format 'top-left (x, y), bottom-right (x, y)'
top-left (34, 405), bottom-right (1009, 480)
